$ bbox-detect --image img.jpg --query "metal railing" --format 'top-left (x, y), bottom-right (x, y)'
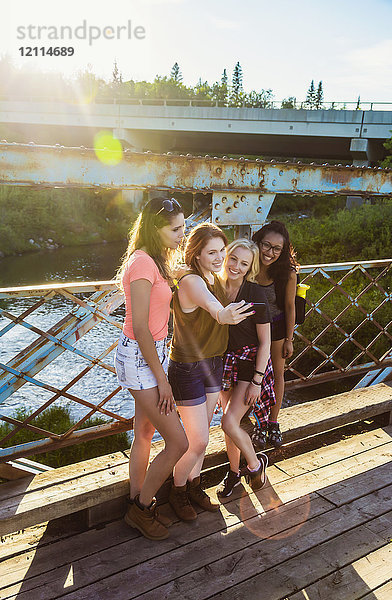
top-left (1, 95), bottom-right (392, 111)
top-left (0, 258), bottom-right (391, 462)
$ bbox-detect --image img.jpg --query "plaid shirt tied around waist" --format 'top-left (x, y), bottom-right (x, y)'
top-left (222, 346), bottom-right (276, 428)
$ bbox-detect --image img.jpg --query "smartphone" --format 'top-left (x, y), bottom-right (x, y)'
top-left (252, 302), bottom-right (267, 319)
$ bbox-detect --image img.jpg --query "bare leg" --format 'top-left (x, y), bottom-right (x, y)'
top-left (220, 390), bottom-right (241, 473)
top-left (188, 390), bottom-right (220, 481)
top-left (221, 381), bottom-right (260, 470)
top-left (129, 396), bottom-right (155, 499)
top-left (269, 339), bottom-right (286, 421)
top-left (130, 387), bottom-right (188, 506)
top-left (173, 394), bottom-right (217, 486)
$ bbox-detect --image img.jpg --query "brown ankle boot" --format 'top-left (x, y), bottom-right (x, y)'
top-left (169, 484), bottom-right (197, 521)
top-left (127, 497), bottom-right (173, 527)
top-left (188, 476), bottom-right (220, 512)
top-left (124, 495), bottom-right (169, 540)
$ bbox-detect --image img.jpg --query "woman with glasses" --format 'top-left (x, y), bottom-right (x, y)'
top-left (217, 239), bottom-right (275, 498)
top-left (115, 197), bottom-right (188, 541)
top-left (251, 221), bottom-right (299, 449)
top-left (168, 223), bottom-right (254, 521)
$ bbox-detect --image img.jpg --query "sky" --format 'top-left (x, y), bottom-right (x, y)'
top-left (2, 0), bottom-right (392, 104)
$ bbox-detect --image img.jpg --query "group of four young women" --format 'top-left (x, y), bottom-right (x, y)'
top-left (114, 196), bottom-right (298, 541)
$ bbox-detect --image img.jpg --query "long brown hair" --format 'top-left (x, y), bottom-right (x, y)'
top-left (116, 197), bottom-right (183, 286)
top-left (184, 222), bottom-right (228, 279)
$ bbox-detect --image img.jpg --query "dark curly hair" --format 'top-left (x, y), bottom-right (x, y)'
top-left (252, 220), bottom-right (299, 311)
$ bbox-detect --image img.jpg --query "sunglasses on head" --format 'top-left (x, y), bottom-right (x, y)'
top-left (155, 198), bottom-right (181, 215)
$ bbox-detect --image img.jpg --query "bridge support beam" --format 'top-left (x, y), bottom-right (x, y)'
top-left (349, 138), bottom-right (381, 167)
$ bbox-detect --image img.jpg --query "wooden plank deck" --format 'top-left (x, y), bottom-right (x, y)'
top-left (0, 425), bottom-right (391, 600)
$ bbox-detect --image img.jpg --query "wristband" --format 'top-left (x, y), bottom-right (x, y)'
top-left (251, 378), bottom-right (262, 386)
top-left (254, 369), bottom-right (265, 376)
top-left (216, 309), bottom-right (224, 325)
top-left (285, 337), bottom-right (294, 342)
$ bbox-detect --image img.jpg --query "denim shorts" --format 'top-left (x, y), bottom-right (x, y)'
top-left (168, 356), bottom-right (223, 406)
top-left (114, 332), bottom-right (168, 391)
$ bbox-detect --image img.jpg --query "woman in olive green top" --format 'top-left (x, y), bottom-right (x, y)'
top-left (168, 223), bottom-right (254, 521)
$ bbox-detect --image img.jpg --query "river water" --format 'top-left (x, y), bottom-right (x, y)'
top-left (0, 243), bottom-right (353, 439)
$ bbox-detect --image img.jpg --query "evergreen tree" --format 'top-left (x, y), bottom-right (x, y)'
top-left (212, 69), bottom-right (229, 105)
top-left (381, 133), bottom-right (392, 168)
top-left (305, 79), bottom-right (317, 109)
top-left (112, 60), bottom-right (122, 84)
top-left (170, 62), bottom-right (183, 83)
top-left (230, 62), bottom-right (244, 107)
top-left (315, 81), bottom-right (324, 109)
top-left (232, 62), bottom-right (243, 96)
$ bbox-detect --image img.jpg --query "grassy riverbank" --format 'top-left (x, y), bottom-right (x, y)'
top-left (0, 186), bottom-right (137, 257)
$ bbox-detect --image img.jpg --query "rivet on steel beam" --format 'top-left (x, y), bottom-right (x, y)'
top-left (239, 157), bottom-right (245, 161)
top-left (234, 201), bottom-right (239, 208)
top-left (186, 153), bottom-right (192, 157)
top-left (279, 170), bottom-right (283, 176)
top-left (215, 203), bottom-right (220, 209)
top-left (1, 139), bottom-right (7, 143)
top-left (270, 159), bottom-right (275, 163)
top-left (226, 207), bottom-right (232, 213)
top-left (167, 152), bottom-right (172, 155)
top-left (205, 155), bottom-right (211, 159)
top-left (228, 179), bottom-right (234, 186)
top-left (222, 197), bottom-right (227, 203)
top-left (272, 180), bottom-right (277, 186)
top-left (215, 216), bottom-right (220, 222)
top-left (257, 207), bottom-right (263, 213)
top-left (256, 158), bottom-right (261, 162)
top-left (240, 168), bottom-right (246, 175)
top-left (216, 167), bottom-right (222, 174)
top-left (145, 150), bottom-right (152, 153)
top-left (222, 156), bottom-right (228, 160)
top-left (241, 195), bottom-right (246, 202)
top-left (28, 141), bottom-right (35, 145)
top-left (258, 195), bottom-right (264, 201)
top-left (214, 156), bottom-right (218, 159)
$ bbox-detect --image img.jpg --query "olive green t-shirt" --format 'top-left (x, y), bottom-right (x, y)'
top-left (170, 273), bottom-right (228, 363)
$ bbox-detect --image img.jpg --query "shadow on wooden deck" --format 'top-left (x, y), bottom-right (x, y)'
top-left (1, 425), bottom-right (391, 600)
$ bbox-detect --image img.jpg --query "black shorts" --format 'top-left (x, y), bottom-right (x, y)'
top-left (271, 312), bottom-right (286, 341)
top-left (236, 359), bottom-right (255, 382)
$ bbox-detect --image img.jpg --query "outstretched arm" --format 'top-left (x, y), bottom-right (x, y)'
top-left (179, 275), bottom-right (254, 325)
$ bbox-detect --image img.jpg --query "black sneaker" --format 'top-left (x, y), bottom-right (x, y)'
top-left (217, 470), bottom-right (241, 498)
top-left (242, 453), bottom-right (268, 491)
top-left (268, 422), bottom-right (283, 448)
top-left (251, 426), bottom-right (268, 451)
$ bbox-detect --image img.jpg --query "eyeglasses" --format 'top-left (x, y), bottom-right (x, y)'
top-left (155, 198), bottom-right (181, 215)
top-left (260, 241), bottom-right (283, 255)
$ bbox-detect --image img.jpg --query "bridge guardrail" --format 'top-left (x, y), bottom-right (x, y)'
top-left (0, 258), bottom-right (391, 462)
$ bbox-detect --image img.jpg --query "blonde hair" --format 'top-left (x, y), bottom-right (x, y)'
top-left (223, 238), bottom-right (260, 283)
top-left (116, 197), bottom-right (183, 288)
top-left (184, 222), bottom-right (228, 278)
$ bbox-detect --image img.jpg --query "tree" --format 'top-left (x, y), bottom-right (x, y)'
top-left (305, 80), bottom-right (317, 109)
top-left (245, 89), bottom-right (274, 108)
top-left (230, 62), bottom-right (244, 107)
top-left (211, 69), bottom-right (228, 105)
top-left (315, 81), bottom-right (324, 109)
top-left (281, 97), bottom-right (297, 109)
top-left (112, 60), bottom-right (122, 84)
top-left (381, 132), bottom-right (392, 168)
top-left (170, 62), bottom-right (183, 84)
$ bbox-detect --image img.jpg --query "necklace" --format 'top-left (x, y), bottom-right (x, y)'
top-left (226, 279), bottom-right (244, 303)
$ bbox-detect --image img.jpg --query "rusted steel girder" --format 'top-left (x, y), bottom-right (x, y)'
top-left (1, 142), bottom-right (391, 196)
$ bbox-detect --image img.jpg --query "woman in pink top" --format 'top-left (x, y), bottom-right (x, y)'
top-left (115, 197), bottom-right (188, 541)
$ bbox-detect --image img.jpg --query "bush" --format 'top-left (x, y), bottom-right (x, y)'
top-left (0, 405), bottom-right (130, 468)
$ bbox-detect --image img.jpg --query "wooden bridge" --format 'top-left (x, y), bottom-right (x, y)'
top-left (1, 383), bottom-right (392, 599)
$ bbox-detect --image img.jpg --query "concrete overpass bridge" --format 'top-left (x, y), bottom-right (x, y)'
top-left (1, 100), bottom-right (391, 166)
